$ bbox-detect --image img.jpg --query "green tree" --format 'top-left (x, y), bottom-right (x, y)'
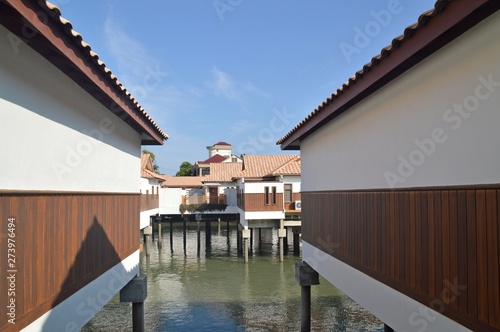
top-left (142, 149), bottom-right (159, 173)
top-left (176, 161), bottom-right (193, 176)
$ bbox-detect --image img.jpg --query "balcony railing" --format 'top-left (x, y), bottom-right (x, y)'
top-left (140, 193), bottom-right (159, 212)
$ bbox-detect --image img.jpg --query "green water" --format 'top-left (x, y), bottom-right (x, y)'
top-left (82, 222), bottom-right (383, 331)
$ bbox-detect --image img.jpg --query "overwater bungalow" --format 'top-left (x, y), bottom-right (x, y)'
top-left (279, 0), bottom-right (500, 331)
top-left (0, 1), bottom-right (167, 330)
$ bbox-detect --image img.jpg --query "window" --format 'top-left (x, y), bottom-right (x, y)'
top-left (284, 184), bottom-right (293, 202)
top-left (272, 186), bottom-right (277, 205)
top-left (264, 186), bottom-right (270, 205)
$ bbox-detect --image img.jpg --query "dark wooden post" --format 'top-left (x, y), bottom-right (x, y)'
top-left (206, 218), bottom-right (212, 255)
top-left (183, 215), bottom-right (187, 253)
top-left (292, 227), bottom-right (301, 256)
top-left (295, 262), bottom-right (320, 332)
top-left (120, 275), bottom-right (147, 332)
top-left (169, 217), bottom-right (174, 250)
top-left (196, 214), bottom-right (201, 257)
top-left (250, 228), bottom-right (253, 252)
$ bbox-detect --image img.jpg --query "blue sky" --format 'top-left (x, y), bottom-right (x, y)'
top-left (56, 0), bottom-right (436, 175)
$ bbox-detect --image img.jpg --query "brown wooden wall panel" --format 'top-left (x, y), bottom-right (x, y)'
top-left (243, 193), bottom-right (283, 212)
top-left (140, 193), bottom-right (159, 212)
top-left (0, 192), bottom-right (140, 332)
top-left (302, 186), bottom-right (500, 332)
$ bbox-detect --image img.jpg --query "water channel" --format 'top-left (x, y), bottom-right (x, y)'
top-left (82, 222), bottom-right (383, 331)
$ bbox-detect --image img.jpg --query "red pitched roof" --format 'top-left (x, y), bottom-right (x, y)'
top-left (203, 163), bottom-right (243, 182)
top-left (234, 155), bottom-right (300, 179)
top-left (160, 176), bottom-right (205, 188)
top-left (198, 154), bottom-right (227, 165)
top-left (213, 141), bottom-right (231, 146)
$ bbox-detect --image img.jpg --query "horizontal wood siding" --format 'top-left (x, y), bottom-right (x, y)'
top-left (303, 187), bottom-right (500, 332)
top-left (140, 193), bottom-right (159, 212)
top-left (243, 193), bottom-right (284, 212)
top-left (0, 192), bottom-right (140, 332)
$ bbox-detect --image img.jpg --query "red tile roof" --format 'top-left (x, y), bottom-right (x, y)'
top-left (212, 142), bottom-right (231, 146)
top-left (278, 0), bottom-right (499, 149)
top-left (197, 154), bottom-right (227, 165)
top-left (203, 163), bottom-right (243, 182)
top-left (140, 154), bottom-right (165, 180)
top-left (160, 176), bottom-right (205, 188)
top-left (234, 155), bottom-right (300, 179)
top-left (1, 0), bottom-right (168, 145)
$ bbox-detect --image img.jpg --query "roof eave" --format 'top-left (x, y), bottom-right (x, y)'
top-left (1, 0), bottom-right (168, 146)
top-left (279, 0), bottom-right (500, 150)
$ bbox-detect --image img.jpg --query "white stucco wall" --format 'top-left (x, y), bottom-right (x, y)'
top-left (301, 11), bottom-right (500, 191)
top-left (0, 25), bottom-right (141, 193)
top-left (159, 187), bottom-right (182, 215)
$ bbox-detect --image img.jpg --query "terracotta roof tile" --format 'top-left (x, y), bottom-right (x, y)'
top-left (234, 155), bottom-right (300, 179)
top-left (160, 176), bottom-right (205, 188)
top-left (272, 155), bottom-right (301, 176)
top-left (203, 163), bottom-right (243, 182)
top-left (140, 154), bottom-right (164, 180)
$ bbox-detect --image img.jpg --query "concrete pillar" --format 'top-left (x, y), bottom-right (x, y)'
top-left (242, 226), bottom-right (250, 263)
top-left (295, 262), bottom-right (320, 332)
top-left (278, 220), bottom-right (286, 262)
top-left (120, 275), bottom-right (147, 332)
top-left (143, 226), bottom-right (152, 256)
top-left (157, 223), bottom-right (162, 249)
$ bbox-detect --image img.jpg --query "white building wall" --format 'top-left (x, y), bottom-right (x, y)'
top-left (0, 24), bottom-right (140, 193)
top-left (159, 187), bottom-right (182, 215)
top-left (301, 12), bottom-right (500, 192)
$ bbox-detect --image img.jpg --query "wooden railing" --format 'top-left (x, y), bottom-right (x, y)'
top-left (302, 187), bottom-right (500, 332)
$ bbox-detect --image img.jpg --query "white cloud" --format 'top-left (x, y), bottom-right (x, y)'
top-left (212, 67), bottom-right (241, 100)
top-left (210, 67), bottom-right (269, 101)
